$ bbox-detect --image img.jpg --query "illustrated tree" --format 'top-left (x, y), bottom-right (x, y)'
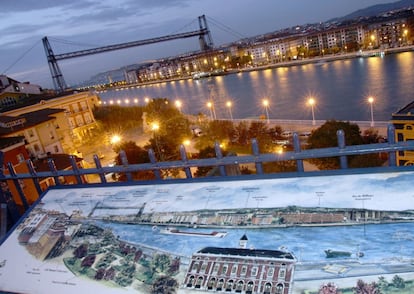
top-left (152, 253), bottom-right (171, 274)
top-left (391, 275), bottom-right (405, 289)
top-left (354, 279), bottom-right (381, 294)
top-left (318, 282), bottom-right (342, 294)
top-left (151, 276), bottom-right (178, 294)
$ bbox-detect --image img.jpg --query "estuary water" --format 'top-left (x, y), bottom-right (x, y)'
top-left (96, 221), bottom-right (414, 263)
top-left (98, 51), bottom-right (414, 122)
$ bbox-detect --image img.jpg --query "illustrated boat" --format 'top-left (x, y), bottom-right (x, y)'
top-left (325, 249), bottom-right (352, 258)
top-left (160, 227), bottom-right (227, 238)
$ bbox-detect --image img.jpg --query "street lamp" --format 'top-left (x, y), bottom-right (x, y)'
top-left (226, 101), bottom-right (233, 120)
top-left (368, 96), bottom-right (375, 127)
top-left (111, 135), bottom-right (121, 145)
top-left (207, 101), bottom-right (216, 120)
top-left (262, 99), bottom-right (270, 124)
top-left (307, 97), bottom-right (316, 126)
top-left (175, 100), bottom-right (182, 112)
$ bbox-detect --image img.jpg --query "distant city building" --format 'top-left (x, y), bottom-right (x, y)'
top-left (0, 75), bottom-right (43, 110)
top-left (391, 100), bottom-right (414, 166)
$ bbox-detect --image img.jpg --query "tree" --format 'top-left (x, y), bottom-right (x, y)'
top-left (195, 120), bottom-right (235, 151)
top-left (307, 120), bottom-right (385, 170)
top-left (233, 121), bottom-right (250, 145)
top-left (114, 141), bottom-right (155, 181)
top-left (248, 121), bottom-right (273, 153)
top-left (93, 105), bottom-right (144, 131)
top-left (143, 98), bottom-right (192, 169)
top-left (194, 146), bottom-right (229, 177)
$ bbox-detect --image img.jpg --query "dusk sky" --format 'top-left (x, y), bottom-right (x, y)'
top-left (0, 0), bottom-right (394, 88)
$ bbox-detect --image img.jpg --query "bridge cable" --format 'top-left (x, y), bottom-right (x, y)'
top-left (206, 16), bottom-right (246, 40)
top-left (1, 39), bottom-right (41, 74)
top-left (168, 18), bottom-right (198, 36)
top-left (47, 37), bottom-right (102, 50)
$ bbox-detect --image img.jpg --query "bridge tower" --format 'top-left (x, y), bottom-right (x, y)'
top-left (198, 15), bottom-right (214, 50)
top-left (42, 37), bottom-right (67, 93)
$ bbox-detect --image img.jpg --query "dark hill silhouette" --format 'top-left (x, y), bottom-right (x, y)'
top-left (333, 0), bottom-right (414, 21)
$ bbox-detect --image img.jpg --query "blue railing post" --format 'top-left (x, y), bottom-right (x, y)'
top-left (0, 153), bottom-right (22, 225)
top-left (93, 154), bottom-right (107, 183)
top-left (119, 150), bottom-right (133, 182)
top-left (47, 158), bottom-right (61, 186)
top-left (179, 144), bottom-right (192, 179)
top-left (26, 159), bottom-right (43, 195)
top-left (251, 139), bottom-right (263, 175)
top-left (292, 133), bottom-right (304, 172)
top-left (214, 142), bottom-right (226, 176)
top-left (148, 149), bottom-right (162, 180)
top-left (387, 124), bottom-right (397, 166)
top-left (337, 130), bottom-right (348, 169)
top-left (69, 155), bottom-right (83, 184)
top-left (6, 162), bottom-right (29, 210)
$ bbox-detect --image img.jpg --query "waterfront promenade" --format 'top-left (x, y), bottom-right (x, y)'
top-left (227, 118), bottom-right (390, 136)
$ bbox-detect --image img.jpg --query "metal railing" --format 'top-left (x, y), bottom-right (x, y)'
top-left (1, 124), bottom-right (414, 235)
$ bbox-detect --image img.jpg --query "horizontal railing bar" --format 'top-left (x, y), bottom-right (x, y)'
top-left (1, 140), bottom-right (413, 181)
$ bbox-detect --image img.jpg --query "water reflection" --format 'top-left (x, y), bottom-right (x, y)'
top-left (98, 52), bottom-right (414, 121)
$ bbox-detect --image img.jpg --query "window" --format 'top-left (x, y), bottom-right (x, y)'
top-left (241, 265), bottom-right (247, 276)
top-left (84, 113), bottom-right (92, 123)
top-left (72, 103), bottom-right (79, 112)
top-left (213, 264), bottom-right (219, 274)
top-left (16, 153), bottom-right (25, 163)
top-left (76, 115), bottom-right (84, 126)
top-left (231, 264), bottom-right (238, 275)
top-left (251, 266), bottom-right (258, 277)
top-left (221, 264), bottom-right (228, 275)
top-left (191, 262), bottom-right (199, 272)
top-left (278, 264), bottom-right (286, 279)
top-left (33, 144), bottom-right (40, 152)
top-left (276, 283), bottom-right (284, 294)
top-left (267, 267), bottom-right (274, 277)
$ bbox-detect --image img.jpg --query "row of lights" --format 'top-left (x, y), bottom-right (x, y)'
top-left (102, 96), bottom-right (377, 126)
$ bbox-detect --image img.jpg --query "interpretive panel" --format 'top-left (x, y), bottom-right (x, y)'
top-left (1, 171), bottom-right (414, 294)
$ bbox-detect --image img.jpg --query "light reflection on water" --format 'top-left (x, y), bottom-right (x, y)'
top-left (98, 52), bottom-right (414, 122)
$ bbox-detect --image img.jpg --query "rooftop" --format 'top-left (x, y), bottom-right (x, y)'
top-left (197, 246), bottom-right (296, 260)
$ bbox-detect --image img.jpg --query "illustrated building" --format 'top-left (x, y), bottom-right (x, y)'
top-left (183, 243), bottom-right (296, 294)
